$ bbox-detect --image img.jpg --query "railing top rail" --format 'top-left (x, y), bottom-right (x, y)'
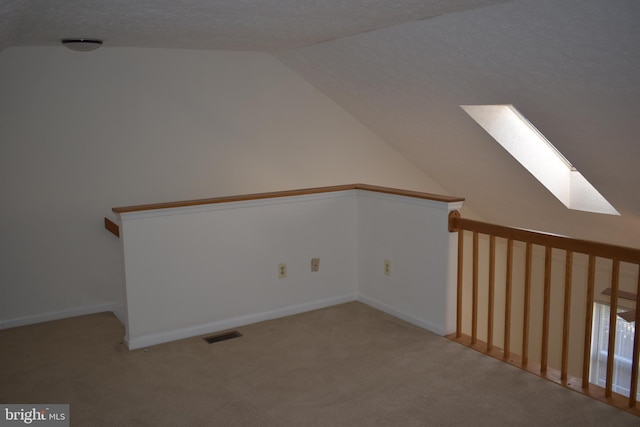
top-left (450, 212), bottom-right (640, 264)
top-left (112, 184), bottom-right (465, 214)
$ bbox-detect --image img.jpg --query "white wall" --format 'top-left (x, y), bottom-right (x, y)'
top-left (0, 46), bottom-right (449, 328)
top-left (120, 191), bottom-right (358, 349)
top-left (357, 191), bottom-right (462, 335)
top-left (118, 189), bottom-right (461, 349)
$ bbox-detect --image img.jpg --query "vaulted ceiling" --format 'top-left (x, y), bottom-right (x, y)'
top-left (2, 0), bottom-right (639, 247)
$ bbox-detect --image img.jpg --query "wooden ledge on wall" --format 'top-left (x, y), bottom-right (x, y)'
top-left (110, 184), bottom-right (465, 215)
top-left (104, 217), bottom-right (120, 237)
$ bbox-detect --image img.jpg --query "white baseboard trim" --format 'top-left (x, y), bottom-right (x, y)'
top-left (357, 294), bottom-right (445, 336)
top-left (1, 294), bottom-right (443, 347)
top-left (0, 302), bottom-right (125, 330)
top-left (124, 294), bottom-right (357, 350)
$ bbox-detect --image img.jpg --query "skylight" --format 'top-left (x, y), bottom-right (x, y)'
top-left (461, 104), bottom-right (619, 216)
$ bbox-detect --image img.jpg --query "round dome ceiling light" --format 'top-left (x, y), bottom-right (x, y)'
top-left (61, 38), bottom-right (103, 52)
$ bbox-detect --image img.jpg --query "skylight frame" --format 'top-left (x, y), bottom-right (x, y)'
top-left (461, 104), bottom-right (619, 216)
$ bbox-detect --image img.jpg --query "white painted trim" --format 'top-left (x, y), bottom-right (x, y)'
top-left (357, 294), bottom-right (446, 336)
top-left (118, 190), bottom-right (356, 221)
top-left (0, 302), bottom-right (125, 330)
top-left (125, 294), bottom-right (357, 350)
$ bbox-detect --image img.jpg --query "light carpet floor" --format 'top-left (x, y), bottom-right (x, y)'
top-left (1, 302), bottom-right (638, 426)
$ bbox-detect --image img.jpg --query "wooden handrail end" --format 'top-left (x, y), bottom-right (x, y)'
top-left (104, 217), bottom-right (120, 237)
top-left (448, 210), bottom-right (461, 232)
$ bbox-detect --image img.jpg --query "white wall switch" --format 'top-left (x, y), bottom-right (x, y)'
top-left (311, 258), bottom-right (320, 272)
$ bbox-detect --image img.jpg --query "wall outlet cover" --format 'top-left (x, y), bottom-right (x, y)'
top-left (278, 263), bottom-right (287, 278)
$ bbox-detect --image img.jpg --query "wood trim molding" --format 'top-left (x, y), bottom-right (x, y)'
top-left (104, 217), bottom-right (120, 237)
top-left (449, 215), bottom-right (640, 263)
top-left (112, 184), bottom-right (465, 214)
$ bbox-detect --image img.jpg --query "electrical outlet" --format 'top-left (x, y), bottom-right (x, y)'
top-left (384, 259), bottom-right (391, 276)
top-left (311, 258), bottom-right (320, 272)
top-left (278, 263), bottom-right (287, 278)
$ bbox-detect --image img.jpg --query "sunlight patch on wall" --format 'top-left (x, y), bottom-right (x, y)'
top-left (461, 104), bottom-right (619, 216)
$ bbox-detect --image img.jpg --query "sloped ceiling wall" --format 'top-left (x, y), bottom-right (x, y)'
top-left (277, 0), bottom-right (640, 247)
top-left (1, 0), bottom-right (638, 248)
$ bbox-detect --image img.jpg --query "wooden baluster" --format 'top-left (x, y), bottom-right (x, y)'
top-left (487, 235), bottom-right (496, 352)
top-left (522, 242), bottom-right (532, 366)
top-left (561, 251), bottom-right (573, 381)
top-left (504, 239), bottom-right (513, 359)
top-left (472, 231), bottom-right (479, 344)
top-left (629, 265), bottom-right (640, 407)
top-left (456, 229), bottom-right (464, 338)
top-left (606, 259), bottom-right (620, 398)
top-left (541, 246), bottom-right (552, 372)
top-left (582, 255), bottom-right (596, 389)
top-left (446, 214), bottom-right (640, 414)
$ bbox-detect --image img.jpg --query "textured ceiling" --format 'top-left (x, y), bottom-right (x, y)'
top-left (0, 0), bottom-right (509, 51)
top-left (2, 0), bottom-right (639, 247)
top-left (277, 0), bottom-right (640, 247)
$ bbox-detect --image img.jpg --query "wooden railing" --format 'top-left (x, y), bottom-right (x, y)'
top-left (448, 211), bottom-right (640, 415)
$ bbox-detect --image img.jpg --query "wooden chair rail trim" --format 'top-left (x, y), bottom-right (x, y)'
top-left (112, 184), bottom-right (465, 214)
top-left (449, 213), bottom-right (640, 263)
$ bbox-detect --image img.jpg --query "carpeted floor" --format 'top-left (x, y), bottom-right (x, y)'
top-left (1, 302), bottom-right (638, 426)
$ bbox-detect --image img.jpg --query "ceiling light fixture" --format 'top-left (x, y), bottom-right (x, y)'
top-left (61, 38), bottom-right (103, 52)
